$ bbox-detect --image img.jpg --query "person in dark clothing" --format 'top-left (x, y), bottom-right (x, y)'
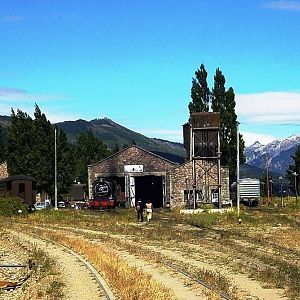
top-left (135, 199), bottom-right (143, 222)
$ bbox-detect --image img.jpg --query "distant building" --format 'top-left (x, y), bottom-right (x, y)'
top-left (0, 175), bottom-right (37, 205)
top-left (70, 183), bottom-right (86, 201)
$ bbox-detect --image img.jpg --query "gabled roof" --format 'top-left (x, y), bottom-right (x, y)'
top-left (0, 175), bottom-right (36, 183)
top-left (88, 145), bottom-right (178, 167)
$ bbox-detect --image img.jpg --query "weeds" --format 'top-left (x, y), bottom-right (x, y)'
top-left (46, 280), bottom-right (65, 299)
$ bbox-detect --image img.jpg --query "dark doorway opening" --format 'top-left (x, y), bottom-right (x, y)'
top-left (135, 175), bottom-right (163, 208)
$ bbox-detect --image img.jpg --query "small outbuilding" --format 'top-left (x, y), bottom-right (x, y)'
top-left (0, 175), bottom-right (37, 205)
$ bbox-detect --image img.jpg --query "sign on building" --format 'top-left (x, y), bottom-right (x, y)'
top-left (124, 165), bottom-right (143, 173)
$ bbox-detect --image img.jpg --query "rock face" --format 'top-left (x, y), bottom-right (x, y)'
top-left (244, 135), bottom-right (300, 174)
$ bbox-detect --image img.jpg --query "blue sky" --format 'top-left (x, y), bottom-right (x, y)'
top-left (1, 0), bottom-right (300, 146)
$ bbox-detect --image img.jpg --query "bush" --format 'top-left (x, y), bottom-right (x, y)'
top-left (0, 195), bottom-right (28, 216)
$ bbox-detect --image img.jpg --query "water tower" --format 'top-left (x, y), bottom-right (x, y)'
top-left (183, 112), bottom-right (221, 208)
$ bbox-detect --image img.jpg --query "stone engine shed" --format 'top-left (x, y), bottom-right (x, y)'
top-left (88, 145), bottom-right (230, 208)
top-left (88, 146), bottom-right (176, 208)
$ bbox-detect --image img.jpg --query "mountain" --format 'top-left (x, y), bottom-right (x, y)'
top-left (0, 115), bottom-right (186, 163)
top-left (245, 135), bottom-right (300, 175)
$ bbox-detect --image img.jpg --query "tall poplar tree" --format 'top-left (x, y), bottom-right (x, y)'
top-left (211, 68), bottom-right (244, 180)
top-left (32, 104), bottom-right (55, 193)
top-left (188, 64), bottom-right (210, 113)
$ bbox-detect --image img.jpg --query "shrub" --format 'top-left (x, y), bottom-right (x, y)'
top-left (0, 195), bottom-right (28, 216)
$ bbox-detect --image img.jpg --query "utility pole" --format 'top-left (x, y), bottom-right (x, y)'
top-left (54, 128), bottom-right (58, 210)
top-left (264, 156), bottom-right (270, 205)
top-left (236, 122), bottom-right (240, 218)
top-left (293, 171), bottom-right (298, 207)
top-left (279, 176), bottom-right (283, 208)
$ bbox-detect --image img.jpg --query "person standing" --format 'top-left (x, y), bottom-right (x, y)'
top-left (145, 200), bottom-right (153, 221)
top-left (136, 199), bottom-right (143, 222)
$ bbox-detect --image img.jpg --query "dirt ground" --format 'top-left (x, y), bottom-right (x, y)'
top-left (1, 208), bottom-right (299, 300)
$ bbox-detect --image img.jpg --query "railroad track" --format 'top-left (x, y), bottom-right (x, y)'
top-left (10, 231), bottom-right (115, 300)
top-left (64, 247), bottom-right (114, 300)
top-left (163, 261), bottom-right (234, 300)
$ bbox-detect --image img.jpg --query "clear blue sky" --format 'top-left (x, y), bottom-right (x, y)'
top-left (1, 0), bottom-right (300, 146)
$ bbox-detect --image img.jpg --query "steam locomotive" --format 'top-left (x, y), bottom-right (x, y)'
top-left (88, 178), bottom-right (116, 209)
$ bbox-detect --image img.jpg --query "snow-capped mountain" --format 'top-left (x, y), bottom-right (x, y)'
top-left (244, 135), bottom-right (300, 174)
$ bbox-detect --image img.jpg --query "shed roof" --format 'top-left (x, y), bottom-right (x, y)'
top-left (0, 175), bottom-right (36, 183)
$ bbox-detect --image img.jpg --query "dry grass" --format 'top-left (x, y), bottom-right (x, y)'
top-left (3, 205), bottom-right (300, 299)
top-left (20, 225), bottom-right (174, 300)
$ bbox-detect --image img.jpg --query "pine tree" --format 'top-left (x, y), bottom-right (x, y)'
top-left (7, 105), bottom-right (75, 200)
top-left (0, 126), bottom-right (6, 163)
top-left (112, 144), bottom-right (120, 153)
top-left (188, 64), bottom-right (210, 113)
top-left (7, 109), bottom-right (34, 175)
top-left (286, 145), bottom-right (300, 204)
top-left (74, 130), bottom-right (111, 185)
top-left (55, 129), bottom-right (75, 200)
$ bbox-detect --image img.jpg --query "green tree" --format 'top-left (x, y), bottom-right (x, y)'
top-left (112, 143), bottom-right (120, 154)
top-left (188, 64), bottom-right (210, 113)
top-left (0, 126), bottom-right (6, 163)
top-left (54, 129), bottom-right (75, 200)
top-left (211, 68), bottom-right (226, 113)
top-left (74, 130), bottom-right (111, 185)
top-left (7, 109), bottom-right (34, 175)
top-left (211, 68), bottom-right (245, 181)
top-left (286, 145), bottom-right (300, 205)
top-left (31, 104), bottom-right (55, 194)
top-left (7, 105), bottom-right (75, 200)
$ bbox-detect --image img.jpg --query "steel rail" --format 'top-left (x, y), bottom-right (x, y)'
top-left (65, 247), bottom-right (114, 300)
top-left (163, 261), bottom-right (234, 300)
top-left (37, 235), bottom-right (114, 300)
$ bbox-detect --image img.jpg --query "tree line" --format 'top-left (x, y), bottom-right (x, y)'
top-left (0, 104), bottom-right (111, 201)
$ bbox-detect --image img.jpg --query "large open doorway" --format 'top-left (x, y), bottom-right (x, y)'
top-left (135, 175), bottom-right (163, 208)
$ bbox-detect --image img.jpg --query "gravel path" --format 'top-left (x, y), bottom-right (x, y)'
top-left (10, 231), bottom-right (114, 300)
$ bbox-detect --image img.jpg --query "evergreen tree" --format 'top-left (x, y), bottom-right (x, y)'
top-left (7, 104), bottom-right (75, 200)
top-left (188, 64), bottom-right (210, 113)
top-left (0, 126), bottom-right (6, 163)
top-left (7, 109), bottom-right (34, 175)
top-left (211, 68), bottom-right (226, 113)
top-left (286, 144), bottom-right (300, 203)
top-left (32, 104), bottom-right (55, 194)
top-left (74, 130), bottom-right (111, 185)
top-left (211, 68), bottom-right (245, 181)
top-left (112, 143), bottom-right (120, 154)
top-left (54, 129), bottom-right (75, 200)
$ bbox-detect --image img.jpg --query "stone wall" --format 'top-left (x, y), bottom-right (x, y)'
top-left (170, 160), bottom-right (229, 207)
top-left (88, 145), bottom-right (177, 199)
top-left (0, 162), bottom-right (8, 180)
